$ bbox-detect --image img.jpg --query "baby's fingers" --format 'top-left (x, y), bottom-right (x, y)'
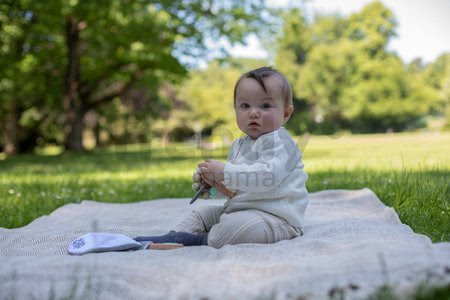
top-left (192, 182), bottom-right (201, 192)
top-left (192, 173), bottom-right (201, 183)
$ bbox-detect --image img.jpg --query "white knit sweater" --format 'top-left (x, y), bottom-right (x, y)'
top-left (223, 127), bottom-right (308, 228)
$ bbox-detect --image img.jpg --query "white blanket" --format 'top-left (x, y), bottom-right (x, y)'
top-left (1, 188), bottom-right (449, 299)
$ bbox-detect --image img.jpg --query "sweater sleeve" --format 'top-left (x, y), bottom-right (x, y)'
top-left (223, 131), bottom-right (301, 193)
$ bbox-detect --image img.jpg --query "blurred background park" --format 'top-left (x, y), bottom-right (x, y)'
top-left (0, 0), bottom-right (449, 241)
top-left (1, 0), bottom-right (450, 154)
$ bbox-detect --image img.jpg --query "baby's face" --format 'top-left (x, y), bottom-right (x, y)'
top-left (234, 76), bottom-right (293, 139)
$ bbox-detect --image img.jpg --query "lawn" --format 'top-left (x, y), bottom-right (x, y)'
top-left (0, 132), bottom-right (449, 243)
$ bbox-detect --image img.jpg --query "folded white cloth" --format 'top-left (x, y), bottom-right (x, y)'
top-left (68, 232), bottom-right (143, 255)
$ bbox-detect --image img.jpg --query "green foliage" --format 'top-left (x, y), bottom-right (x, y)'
top-left (154, 58), bottom-right (273, 143)
top-left (0, 0), bottom-right (268, 153)
top-left (275, 1), bottom-right (443, 134)
top-left (177, 61), bottom-right (241, 137)
top-left (2, 0), bottom-right (450, 153)
top-left (423, 53), bottom-right (450, 89)
top-left (422, 54), bottom-right (450, 127)
top-left (342, 55), bottom-right (440, 132)
top-left (343, 1), bottom-right (397, 57)
top-left (275, 8), bottom-right (311, 96)
top-left (0, 1), bottom-right (64, 153)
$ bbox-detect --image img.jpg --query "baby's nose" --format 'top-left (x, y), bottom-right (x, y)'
top-left (249, 107), bottom-right (260, 117)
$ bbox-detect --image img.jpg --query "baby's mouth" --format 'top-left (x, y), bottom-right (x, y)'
top-left (248, 121), bottom-right (260, 127)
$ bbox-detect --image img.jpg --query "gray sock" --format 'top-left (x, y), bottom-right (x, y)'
top-left (134, 231), bottom-right (208, 246)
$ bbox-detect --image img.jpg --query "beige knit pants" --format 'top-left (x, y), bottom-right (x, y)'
top-left (173, 205), bottom-right (302, 248)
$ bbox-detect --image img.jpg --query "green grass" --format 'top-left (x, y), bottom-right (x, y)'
top-left (0, 132), bottom-right (449, 243)
top-left (302, 132), bottom-right (450, 242)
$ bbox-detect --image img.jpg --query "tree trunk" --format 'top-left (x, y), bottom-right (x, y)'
top-left (162, 129), bottom-right (170, 145)
top-left (1, 102), bottom-right (18, 155)
top-left (63, 17), bottom-right (85, 151)
top-left (93, 111), bottom-right (101, 148)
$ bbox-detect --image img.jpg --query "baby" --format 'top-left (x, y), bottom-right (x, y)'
top-left (134, 66), bottom-right (308, 249)
top-left (68, 67), bottom-right (308, 254)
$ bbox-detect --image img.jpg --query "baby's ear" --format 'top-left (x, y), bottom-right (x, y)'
top-left (284, 104), bottom-right (294, 122)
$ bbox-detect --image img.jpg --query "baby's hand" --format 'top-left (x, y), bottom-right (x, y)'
top-left (197, 159), bottom-right (225, 183)
top-left (192, 168), bottom-right (210, 199)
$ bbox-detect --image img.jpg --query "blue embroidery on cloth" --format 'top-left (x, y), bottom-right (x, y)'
top-left (72, 238), bottom-right (85, 249)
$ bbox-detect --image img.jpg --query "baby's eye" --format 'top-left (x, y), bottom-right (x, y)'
top-left (261, 103), bottom-right (272, 109)
top-left (239, 103), bottom-right (250, 109)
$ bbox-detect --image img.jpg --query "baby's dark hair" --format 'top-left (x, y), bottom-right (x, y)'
top-left (233, 66), bottom-right (293, 107)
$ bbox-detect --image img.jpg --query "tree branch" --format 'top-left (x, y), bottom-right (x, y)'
top-left (79, 61), bottom-right (134, 99)
top-left (86, 70), bottom-right (143, 110)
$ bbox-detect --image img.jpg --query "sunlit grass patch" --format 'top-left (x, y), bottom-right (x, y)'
top-left (302, 132), bottom-right (450, 171)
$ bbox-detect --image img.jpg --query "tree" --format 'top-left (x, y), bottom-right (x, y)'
top-left (0, 1), bottom-right (31, 154)
top-left (181, 61), bottom-right (239, 132)
top-left (151, 58), bottom-right (275, 145)
top-left (442, 70), bottom-right (450, 128)
top-left (274, 9), bottom-right (316, 134)
top-left (340, 55), bottom-right (439, 132)
top-left (343, 1), bottom-right (397, 58)
top-left (275, 8), bottom-right (312, 97)
top-left (1, 0), bottom-right (267, 152)
top-left (153, 59), bottom-right (254, 144)
top-left (0, 1), bottom-right (63, 154)
top-left (422, 53), bottom-right (450, 127)
top-left (275, 1), bottom-right (439, 133)
top-left (298, 40), bottom-right (359, 133)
